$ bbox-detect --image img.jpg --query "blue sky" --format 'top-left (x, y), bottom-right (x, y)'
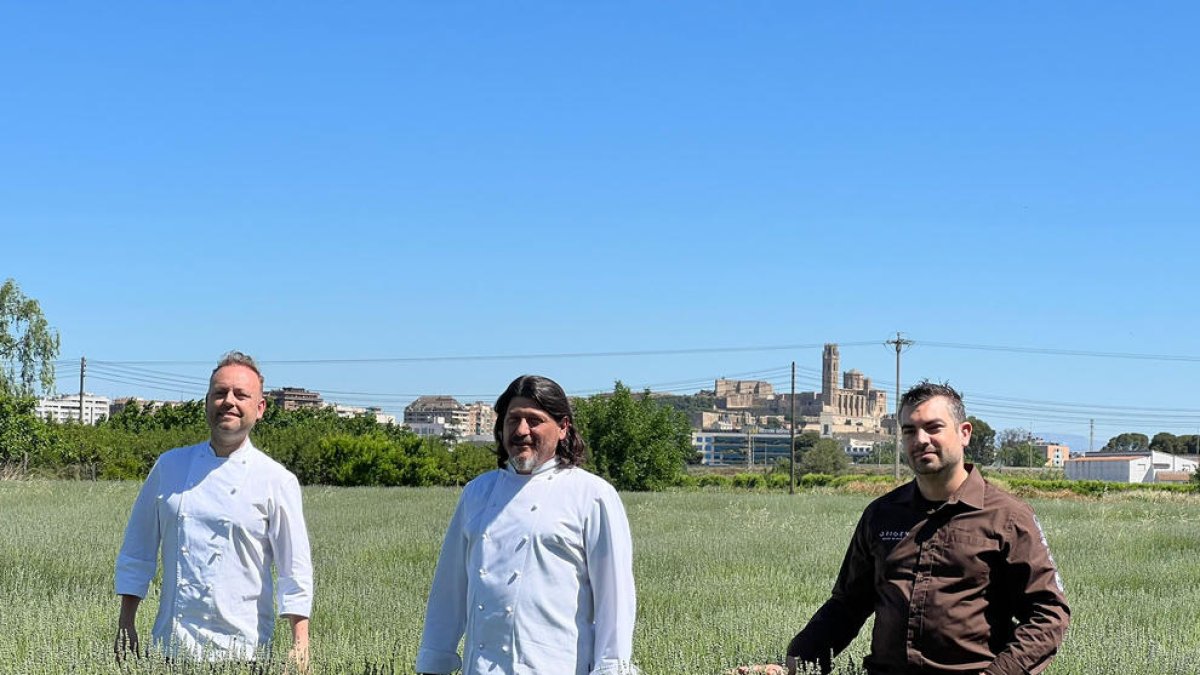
top-left (2, 2), bottom-right (1198, 445)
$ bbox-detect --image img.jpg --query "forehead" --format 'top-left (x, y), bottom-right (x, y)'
top-left (504, 396), bottom-right (552, 418)
top-left (901, 396), bottom-right (955, 424)
top-left (209, 364), bottom-right (262, 392)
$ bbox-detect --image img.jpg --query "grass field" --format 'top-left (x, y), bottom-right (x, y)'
top-left (2, 480), bottom-right (1198, 674)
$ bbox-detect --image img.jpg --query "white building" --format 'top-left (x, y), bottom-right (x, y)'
top-left (36, 393), bottom-right (111, 425)
top-left (404, 396), bottom-right (469, 437)
top-left (331, 403), bottom-right (396, 425)
top-left (1064, 450), bottom-right (1198, 483)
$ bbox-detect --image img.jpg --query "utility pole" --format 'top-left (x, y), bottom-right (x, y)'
top-left (1089, 419), bottom-right (1094, 453)
top-left (79, 356), bottom-right (86, 424)
top-left (790, 361), bottom-right (796, 495)
top-left (886, 332), bottom-right (913, 480)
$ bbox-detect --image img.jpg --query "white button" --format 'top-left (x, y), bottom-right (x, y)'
top-left (481, 532), bottom-right (489, 540)
top-left (180, 546), bottom-right (189, 553)
top-left (505, 605), bottom-right (513, 613)
top-left (180, 514), bottom-right (188, 519)
top-left (477, 643), bottom-right (484, 649)
top-left (514, 570), bottom-right (521, 577)
top-left (477, 604), bottom-right (485, 611)
top-left (202, 614), bottom-right (211, 621)
top-left (501, 645), bottom-right (510, 653)
top-left (479, 568), bottom-right (488, 576)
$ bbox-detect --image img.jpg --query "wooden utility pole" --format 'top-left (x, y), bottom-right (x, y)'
top-left (886, 333), bottom-right (913, 480)
top-left (790, 361), bottom-right (796, 495)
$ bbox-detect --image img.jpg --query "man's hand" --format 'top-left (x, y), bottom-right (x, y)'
top-left (285, 614), bottom-right (310, 674)
top-left (114, 594), bottom-right (142, 663)
top-left (113, 623), bottom-right (139, 663)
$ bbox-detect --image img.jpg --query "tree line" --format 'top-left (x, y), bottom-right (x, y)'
top-left (0, 381), bottom-right (697, 491)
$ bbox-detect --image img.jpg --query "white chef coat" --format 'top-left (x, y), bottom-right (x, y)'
top-left (417, 459), bottom-right (638, 675)
top-left (115, 439), bottom-right (313, 660)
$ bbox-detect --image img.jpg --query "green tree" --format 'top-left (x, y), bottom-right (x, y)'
top-left (573, 382), bottom-right (693, 491)
top-left (0, 395), bottom-right (56, 470)
top-left (965, 416), bottom-right (996, 465)
top-left (1103, 432), bottom-right (1150, 454)
top-left (1150, 432), bottom-right (1181, 455)
top-left (800, 437), bottom-right (849, 475)
top-left (0, 279), bottom-right (61, 397)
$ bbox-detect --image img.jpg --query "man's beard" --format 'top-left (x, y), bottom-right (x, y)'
top-left (511, 453), bottom-right (540, 473)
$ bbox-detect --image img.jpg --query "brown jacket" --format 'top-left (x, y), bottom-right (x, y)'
top-left (788, 466), bottom-right (1069, 674)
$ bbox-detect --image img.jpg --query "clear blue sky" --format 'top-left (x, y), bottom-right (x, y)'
top-left (3, 2), bottom-right (1198, 446)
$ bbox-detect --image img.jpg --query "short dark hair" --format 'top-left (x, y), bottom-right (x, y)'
top-left (899, 380), bottom-right (967, 425)
top-left (212, 351), bottom-right (264, 390)
top-left (492, 375), bottom-right (587, 469)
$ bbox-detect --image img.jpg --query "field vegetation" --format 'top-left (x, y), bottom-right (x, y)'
top-left (2, 481), bottom-right (1198, 674)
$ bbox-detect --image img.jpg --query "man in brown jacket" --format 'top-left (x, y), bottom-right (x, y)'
top-left (785, 381), bottom-right (1069, 675)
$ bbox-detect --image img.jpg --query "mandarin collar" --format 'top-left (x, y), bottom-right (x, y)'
top-left (506, 456), bottom-right (561, 477)
top-left (206, 436), bottom-right (253, 460)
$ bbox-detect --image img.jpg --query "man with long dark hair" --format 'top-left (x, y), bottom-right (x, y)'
top-left (417, 374), bottom-right (639, 675)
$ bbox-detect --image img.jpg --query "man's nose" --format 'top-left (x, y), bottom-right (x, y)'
top-left (514, 418), bottom-right (530, 435)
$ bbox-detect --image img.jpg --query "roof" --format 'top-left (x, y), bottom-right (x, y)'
top-left (1065, 455), bottom-right (1145, 462)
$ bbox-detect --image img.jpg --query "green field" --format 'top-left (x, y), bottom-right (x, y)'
top-left (2, 480), bottom-right (1198, 674)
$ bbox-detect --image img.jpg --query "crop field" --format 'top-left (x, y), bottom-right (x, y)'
top-left (2, 480), bottom-right (1198, 674)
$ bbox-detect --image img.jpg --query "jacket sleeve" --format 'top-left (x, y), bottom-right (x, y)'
top-left (115, 458), bottom-right (164, 598)
top-left (586, 484), bottom-right (639, 675)
top-left (986, 511), bottom-right (1070, 675)
top-left (787, 508), bottom-right (877, 674)
top-left (269, 473), bottom-right (314, 618)
top-left (416, 489), bottom-right (472, 674)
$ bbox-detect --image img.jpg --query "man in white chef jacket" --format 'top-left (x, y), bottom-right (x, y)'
top-left (114, 351), bottom-right (313, 666)
top-left (417, 374), bottom-right (639, 675)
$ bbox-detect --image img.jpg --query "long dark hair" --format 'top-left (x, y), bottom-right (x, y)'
top-left (493, 374), bottom-right (587, 469)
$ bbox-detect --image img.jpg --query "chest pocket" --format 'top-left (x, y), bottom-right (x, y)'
top-left (931, 529), bottom-right (1001, 584)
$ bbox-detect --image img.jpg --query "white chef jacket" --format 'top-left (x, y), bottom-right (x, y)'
top-left (417, 459), bottom-right (638, 675)
top-left (115, 439), bottom-right (313, 660)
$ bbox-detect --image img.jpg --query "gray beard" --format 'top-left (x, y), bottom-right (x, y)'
top-left (511, 454), bottom-right (540, 474)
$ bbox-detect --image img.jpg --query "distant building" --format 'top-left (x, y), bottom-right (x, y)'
top-left (36, 393), bottom-right (110, 425)
top-left (109, 397), bottom-right (184, 416)
top-left (1064, 450), bottom-right (1198, 483)
top-left (702, 344), bottom-right (890, 440)
top-left (1035, 443), bottom-right (1069, 468)
top-left (331, 403), bottom-right (396, 425)
top-left (464, 401), bottom-right (497, 436)
top-left (267, 387), bottom-right (323, 411)
top-left (405, 395), bottom-right (469, 437)
top-left (691, 430), bottom-right (875, 466)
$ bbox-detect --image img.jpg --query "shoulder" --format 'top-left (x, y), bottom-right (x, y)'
top-left (153, 442), bottom-right (205, 471)
top-left (868, 480), bottom-right (915, 511)
top-left (246, 444), bottom-right (301, 487)
top-left (559, 465), bottom-right (620, 497)
top-left (461, 468), bottom-right (504, 498)
top-left (982, 478), bottom-right (1036, 517)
